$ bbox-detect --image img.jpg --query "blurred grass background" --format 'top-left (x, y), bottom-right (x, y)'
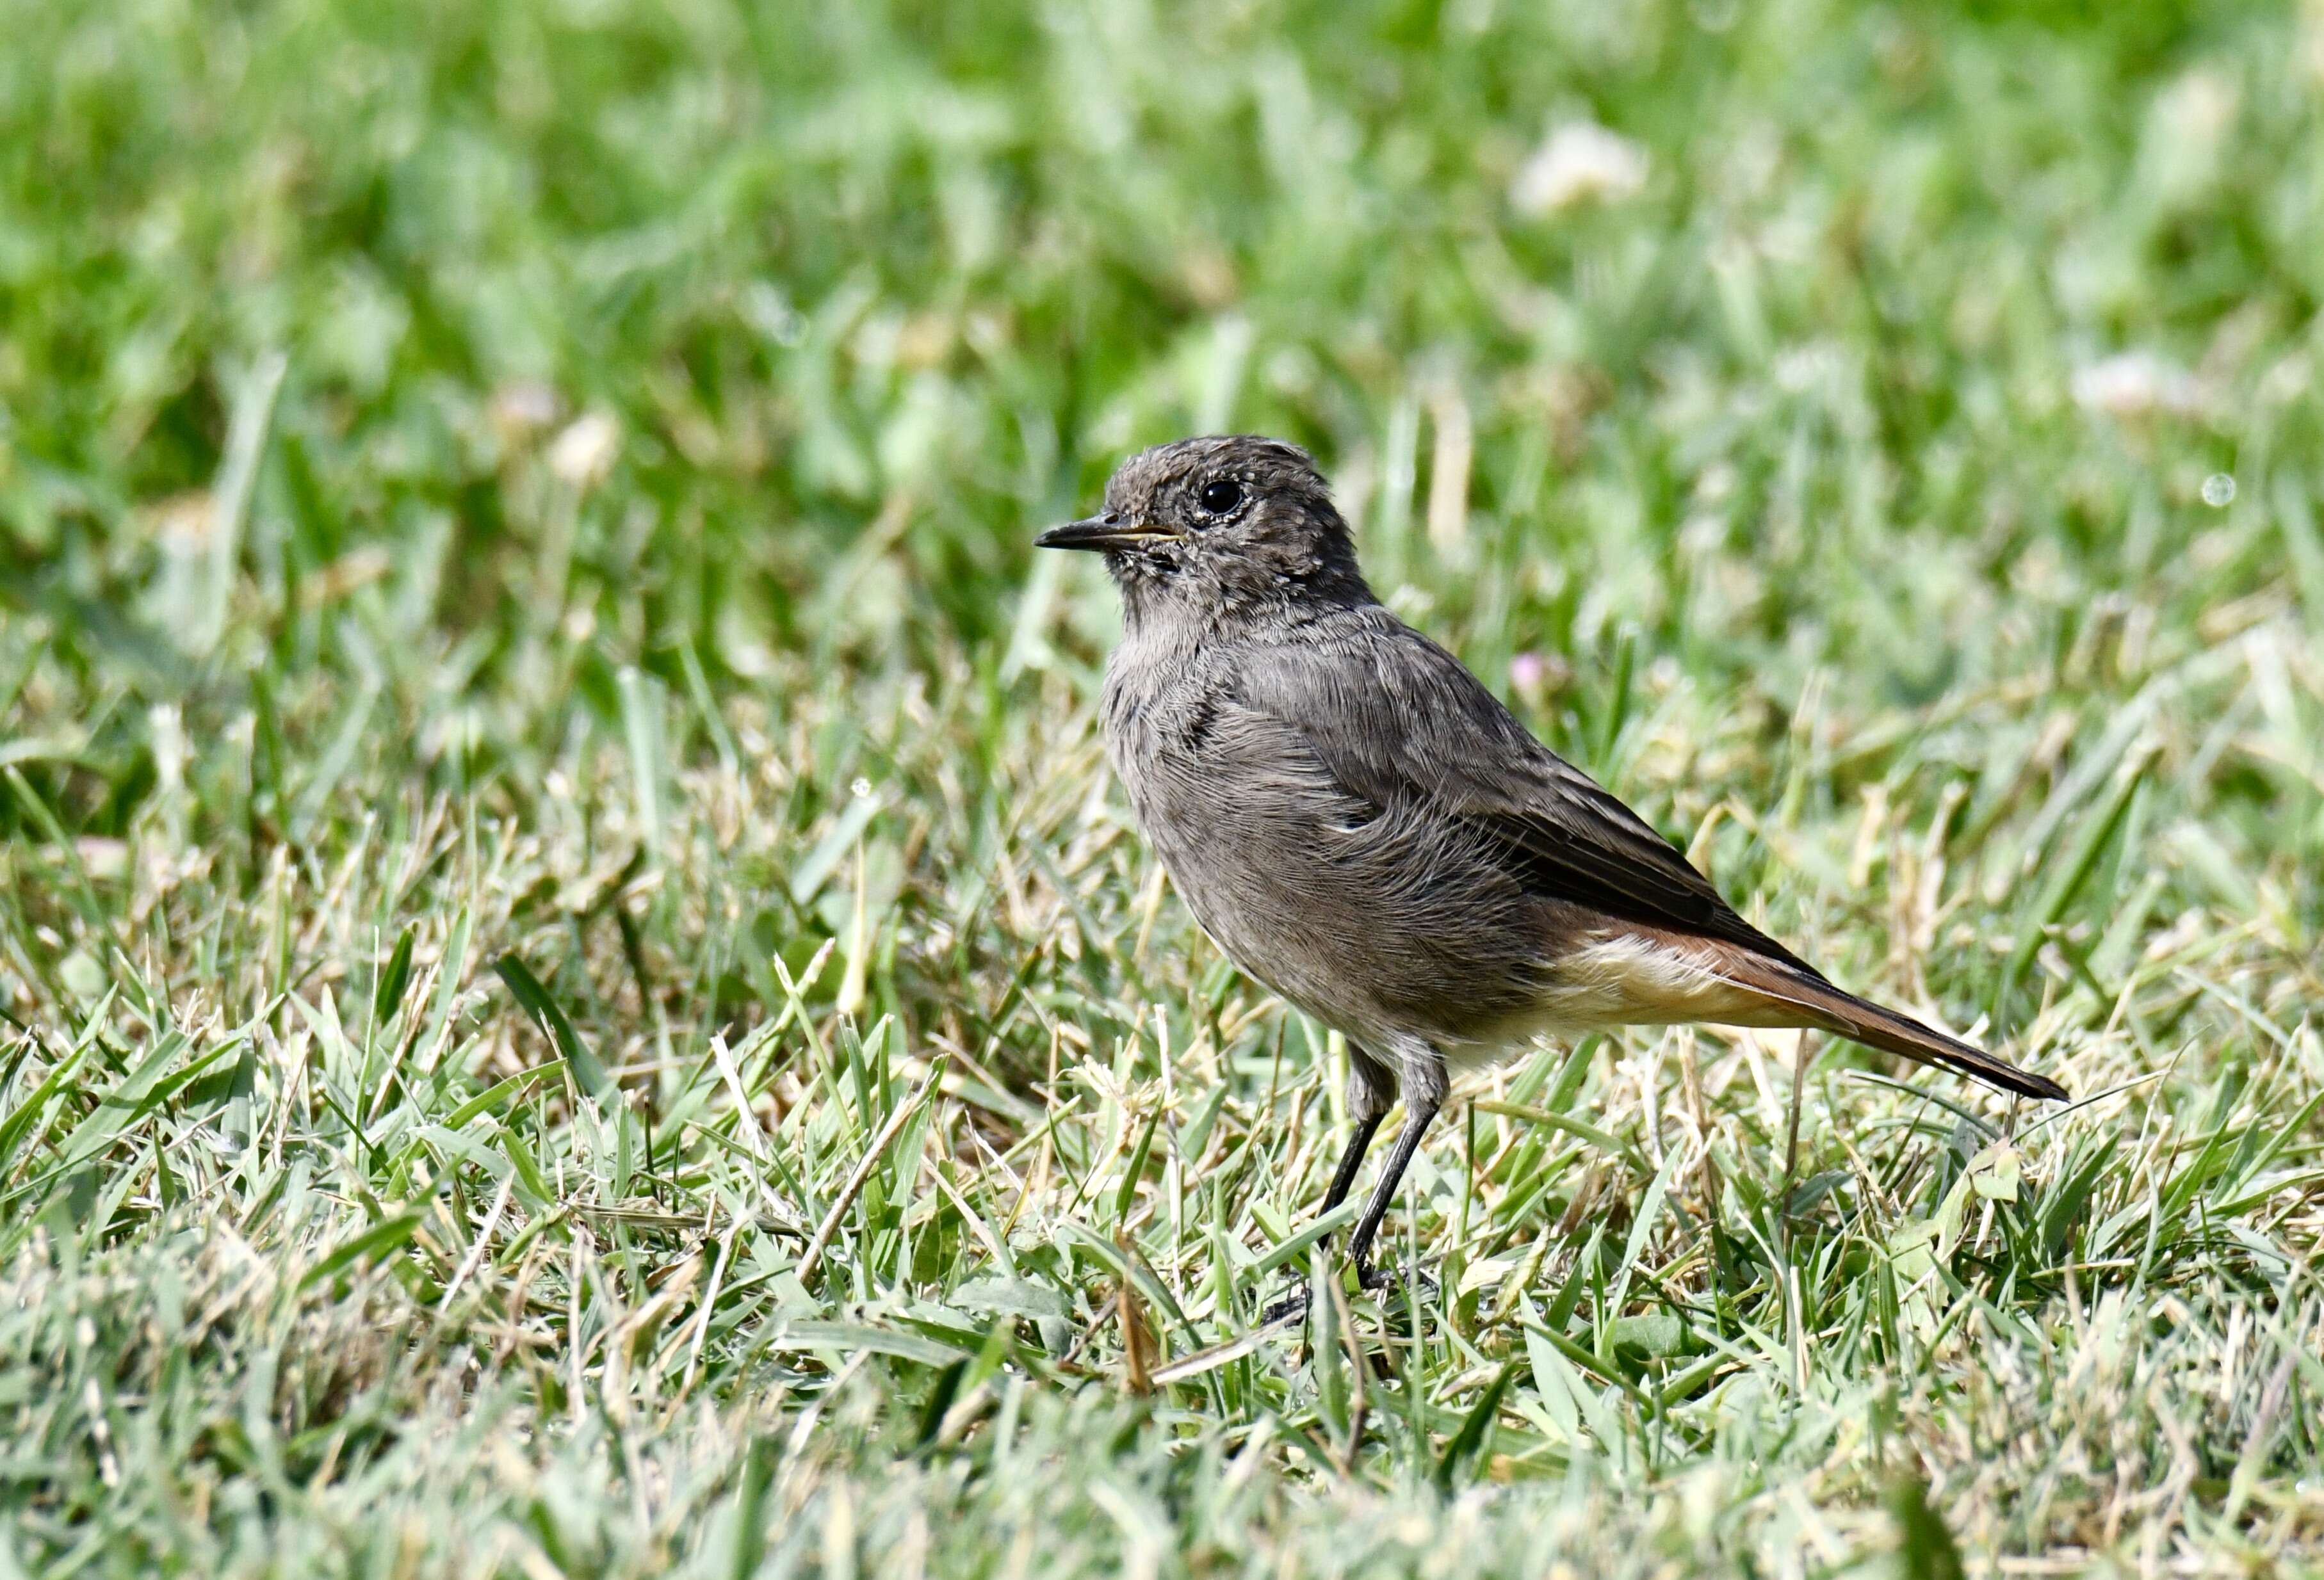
top-left (5, 0), bottom-right (2324, 1574)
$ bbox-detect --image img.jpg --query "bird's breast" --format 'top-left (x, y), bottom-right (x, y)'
top-left (1099, 655), bottom-right (1548, 1046)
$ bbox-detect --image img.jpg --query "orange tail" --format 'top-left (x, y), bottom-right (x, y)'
top-left (1705, 946), bottom-right (2067, 1101)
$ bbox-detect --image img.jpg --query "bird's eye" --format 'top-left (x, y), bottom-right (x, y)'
top-left (1197, 479), bottom-right (1245, 516)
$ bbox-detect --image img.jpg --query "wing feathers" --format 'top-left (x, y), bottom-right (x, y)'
top-left (1242, 617), bottom-right (1805, 961)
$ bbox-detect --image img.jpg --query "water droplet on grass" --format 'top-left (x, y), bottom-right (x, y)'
top-left (2202, 472), bottom-right (2236, 507)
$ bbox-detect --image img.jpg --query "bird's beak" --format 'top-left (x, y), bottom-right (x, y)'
top-left (1034, 515), bottom-right (1181, 552)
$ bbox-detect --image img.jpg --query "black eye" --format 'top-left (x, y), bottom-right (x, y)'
top-left (1198, 479), bottom-right (1245, 516)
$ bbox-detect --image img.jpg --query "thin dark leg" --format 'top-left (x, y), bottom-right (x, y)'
top-left (1259, 1045), bottom-right (1394, 1324)
top-left (1260, 1111), bottom-right (1387, 1324)
top-left (1320, 1040), bottom-right (1395, 1225)
top-left (1319, 1112), bottom-right (1385, 1216)
top-left (1346, 1088), bottom-right (1444, 1287)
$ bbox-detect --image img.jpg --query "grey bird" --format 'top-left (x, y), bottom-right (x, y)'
top-left (1037, 435), bottom-right (2067, 1298)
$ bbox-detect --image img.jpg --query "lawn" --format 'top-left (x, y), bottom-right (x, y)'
top-left (4, 0), bottom-right (2324, 1573)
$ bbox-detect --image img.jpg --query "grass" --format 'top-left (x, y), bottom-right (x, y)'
top-left (4, 0), bottom-right (2324, 1572)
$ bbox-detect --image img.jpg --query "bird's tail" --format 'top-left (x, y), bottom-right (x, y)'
top-left (1704, 946), bottom-right (2067, 1102)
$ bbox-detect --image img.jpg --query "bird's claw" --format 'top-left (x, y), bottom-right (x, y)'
top-left (1259, 1285), bottom-right (1309, 1326)
top-left (1261, 1261), bottom-right (1437, 1326)
top-left (1354, 1258), bottom-right (1437, 1300)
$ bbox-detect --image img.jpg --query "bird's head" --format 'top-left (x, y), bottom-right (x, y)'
top-left (1036, 435), bottom-right (1371, 625)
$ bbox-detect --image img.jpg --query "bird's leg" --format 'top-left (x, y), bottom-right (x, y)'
top-left (1318, 1111), bottom-right (1385, 1217)
top-left (1347, 1074), bottom-right (1445, 1293)
top-left (1261, 1044), bottom-right (1394, 1325)
top-left (1319, 1044), bottom-right (1395, 1216)
top-left (1258, 1111), bottom-right (1384, 1325)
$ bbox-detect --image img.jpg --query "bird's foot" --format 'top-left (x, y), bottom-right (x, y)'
top-left (1262, 1261), bottom-right (1438, 1326)
top-left (1353, 1257), bottom-right (1438, 1302)
top-left (1258, 1284), bottom-right (1310, 1326)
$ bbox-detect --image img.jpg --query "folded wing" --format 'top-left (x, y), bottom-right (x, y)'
top-left (1239, 613), bottom-right (1812, 970)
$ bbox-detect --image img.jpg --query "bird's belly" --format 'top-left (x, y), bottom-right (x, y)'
top-left (1130, 782), bottom-right (1545, 1047)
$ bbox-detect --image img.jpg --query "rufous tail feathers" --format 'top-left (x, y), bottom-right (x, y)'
top-left (1699, 942), bottom-right (2067, 1102)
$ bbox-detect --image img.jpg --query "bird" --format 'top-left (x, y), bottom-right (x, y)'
top-left (1036, 434), bottom-right (2067, 1302)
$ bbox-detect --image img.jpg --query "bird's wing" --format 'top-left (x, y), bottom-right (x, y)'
top-left (1236, 614), bottom-right (1819, 973)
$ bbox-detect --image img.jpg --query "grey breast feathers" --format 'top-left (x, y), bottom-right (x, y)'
top-left (1101, 622), bottom-right (1561, 1046)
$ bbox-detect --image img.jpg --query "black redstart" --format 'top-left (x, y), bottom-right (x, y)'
top-left (1037, 435), bottom-right (2065, 1298)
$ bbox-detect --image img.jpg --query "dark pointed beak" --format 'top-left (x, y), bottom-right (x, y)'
top-left (1034, 514), bottom-right (1180, 552)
